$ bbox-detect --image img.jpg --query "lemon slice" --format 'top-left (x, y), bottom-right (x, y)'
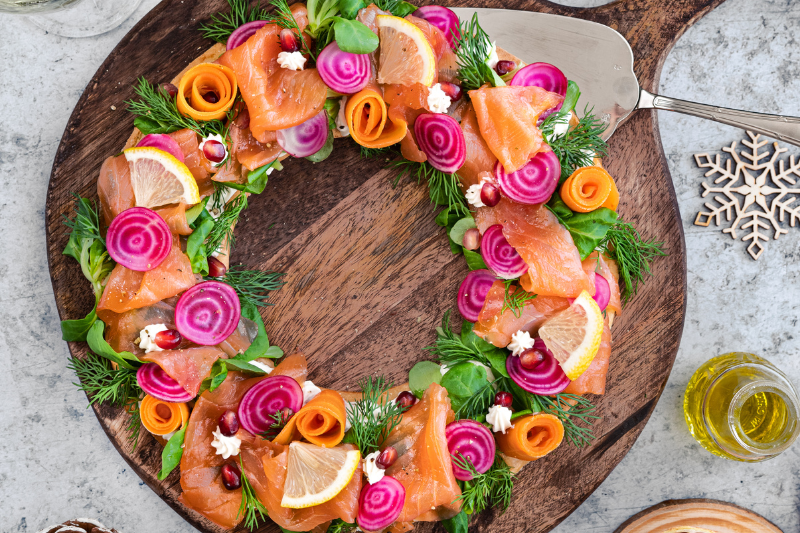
top-left (124, 147), bottom-right (200, 209)
top-left (281, 442), bottom-right (361, 509)
top-left (538, 290), bottom-right (604, 380)
top-left (376, 15), bottom-right (437, 86)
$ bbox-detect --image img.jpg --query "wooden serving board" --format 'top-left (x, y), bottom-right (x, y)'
top-left (44, 0), bottom-right (723, 531)
top-left (614, 499), bottom-right (784, 533)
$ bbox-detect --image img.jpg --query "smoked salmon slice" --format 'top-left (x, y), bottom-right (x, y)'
top-left (141, 346), bottom-right (228, 397)
top-left (101, 298), bottom-right (177, 354)
top-left (219, 4), bottom-right (328, 141)
top-left (563, 317), bottom-right (611, 395)
top-left (382, 383), bottom-right (462, 523)
top-left (458, 103), bottom-right (497, 189)
top-left (474, 280), bottom-right (570, 348)
top-left (97, 235), bottom-right (196, 315)
top-left (169, 129), bottom-right (214, 196)
top-left (469, 85), bottom-right (562, 173)
top-left (476, 198), bottom-right (594, 298)
top-left (229, 110), bottom-right (283, 171)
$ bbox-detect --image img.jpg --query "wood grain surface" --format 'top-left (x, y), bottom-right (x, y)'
top-left (44, 0), bottom-right (724, 531)
top-left (614, 498), bottom-right (785, 533)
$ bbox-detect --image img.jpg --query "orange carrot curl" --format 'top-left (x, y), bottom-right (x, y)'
top-left (346, 88), bottom-right (408, 149)
top-left (177, 63), bottom-right (238, 122)
top-left (140, 394), bottom-right (190, 436)
top-left (560, 166), bottom-right (619, 213)
top-left (273, 389), bottom-right (347, 448)
top-left (495, 413), bottom-right (564, 461)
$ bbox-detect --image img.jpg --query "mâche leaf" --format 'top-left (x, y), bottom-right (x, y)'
top-left (463, 249), bottom-right (488, 271)
top-left (86, 320), bottom-right (140, 370)
top-left (158, 426), bottom-right (187, 480)
top-left (305, 129), bottom-right (334, 163)
top-left (442, 511), bottom-right (469, 533)
top-left (223, 159), bottom-right (284, 195)
top-left (440, 362), bottom-right (489, 414)
top-left (333, 17), bottom-right (379, 54)
top-left (61, 296), bottom-right (98, 342)
top-left (408, 361), bottom-right (443, 398)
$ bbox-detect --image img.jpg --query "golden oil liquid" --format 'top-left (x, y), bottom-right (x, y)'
top-left (684, 353), bottom-right (800, 462)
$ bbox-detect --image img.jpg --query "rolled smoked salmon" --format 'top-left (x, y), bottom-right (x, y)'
top-left (273, 389), bottom-right (347, 447)
top-left (458, 103), bottom-right (497, 189)
top-left (495, 413), bottom-right (564, 461)
top-left (142, 346), bottom-right (228, 397)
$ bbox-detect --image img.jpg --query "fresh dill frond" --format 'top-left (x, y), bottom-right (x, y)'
top-left (68, 354), bottom-right (142, 407)
top-left (360, 145), bottom-right (396, 159)
top-left (540, 107), bottom-right (608, 180)
top-left (528, 393), bottom-right (599, 447)
top-left (453, 377), bottom-right (497, 421)
top-left (258, 410), bottom-right (291, 440)
top-left (500, 279), bottom-right (537, 318)
top-left (601, 220), bottom-right (666, 303)
top-left (126, 402), bottom-right (143, 451)
top-left (371, 0), bottom-right (416, 17)
top-left (205, 190), bottom-right (248, 255)
top-left (453, 13), bottom-right (500, 91)
top-left (237, 455), bottom-right (268, 530)
top-left (347, 376), bottom-right (405, 456)
top-left (216, 265), bottom-right (286, 308)
top-left (63, 194), bottom-right (104, 246)
top-left (427, 310), bottom-right (491, 368)
top-left (389, 159), bottom-right (470, 218)
top-left (271, 0), bottom-right (316, 59)
top-left (326, 519), bottom-right (359, 533)
top-left (199, 0), bottom-right (272, 43)
top-left (451, 455), bottom-right (514, 515)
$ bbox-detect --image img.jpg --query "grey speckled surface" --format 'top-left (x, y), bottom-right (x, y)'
top-left (1, 0), bottom-right (799, 532)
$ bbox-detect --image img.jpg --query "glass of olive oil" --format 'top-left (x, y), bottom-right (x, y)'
top-left (684, 353), bottom-right (800, 462)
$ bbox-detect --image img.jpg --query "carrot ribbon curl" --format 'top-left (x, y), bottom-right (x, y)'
top-left (560, 166), bottom-right (619, 213)
top-left (495, 413), bottom-right (564, 461)
top-left (273, 389), bottom-right (347, 448)
top-left (140, 393), bottom-right (190, 436)
top-left (177, 63), bottom-right (238, 122)
top-left (345, 88), bottom-right (408, 149)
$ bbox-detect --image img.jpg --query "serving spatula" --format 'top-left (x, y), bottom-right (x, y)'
top-left (452, 7), bottom-right (800, 146)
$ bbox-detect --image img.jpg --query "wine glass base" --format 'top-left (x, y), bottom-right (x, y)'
top-left (26, 0), bottom-right (143, 38)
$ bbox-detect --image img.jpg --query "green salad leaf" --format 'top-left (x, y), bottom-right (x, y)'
top-left (86, 320), bottom-right (140, 371)
top-left (408, 361), bottom-right (443, 398)
top-left (158, 426), bottom-right (187, 480)
top-left (442, 511), bottom-right (469, 533)
top-left (440, 362), bottom-right (489, 414)
top-left (61, 296), bottom-right (99, 342)
top-left (306, 130), bottom-right (335, 163)
top-left (333, 17), bottom-right (379, 54)
top-left (224, 159), bottom-right (283, 195)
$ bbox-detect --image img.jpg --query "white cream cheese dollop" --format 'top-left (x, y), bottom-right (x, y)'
top-left (363, 450), bottom-right (385, 485)
top-left (508, 330), bottom-right (535, 356)
top-left (138, 323), bottom-right (169, 354)
top-left (546, 111), bottom-right (573, 143)
top-left (278, 51), bottom-right (306, 71)
top-left (465, 177), bottom-right (491, 208)
top-left (248, 360), bottom-right (273, 374)
top-left (426, 83), bottom-right (452, 114)
top-left (302, 380), bottom-right (322, 406)
top-left (485, 41), bottom-right (499, 69)
top-left (211, 426), bottom-right (241, 459)
top-left (199, 133), bottom-right (227, 168)
top-left (486, 405), bottom-right (514, 434)
top-left (336, 96), bottom-right (350, 137)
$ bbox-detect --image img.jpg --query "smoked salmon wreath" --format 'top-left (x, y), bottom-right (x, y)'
top-left (60, 1), bottom-right (663, 531)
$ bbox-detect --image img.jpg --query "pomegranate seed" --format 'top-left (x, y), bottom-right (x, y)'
top-left (376, 446), bottom-right (398, 469)
top-left (221, 463), bottom-right (242, 490)
top-left (462, 228), bottom-right (481, 251)
top-left (203, 91), bottom-right (219, 104)
top-left (520, 348), bottom-right (545, 370)
top-left (154, 329), bottom-right (182, 350)
top-left (207, 256), bottom-right (227, 278)
top-left (495, 60), bottom-right (516, 76)
top-left (218, 410), bottom-right (239, 437)
top-left (494, 391), bottom-right (513, 408)
top-left (160, 83), bottom-right (178, 98)
top-left (395, 391), bottom-right (417, 411)
top-left (280, 28), bottom-right (300, 52)
top-left (234, 109), bottom-right (250, 130)
top-left (480, 182), bottom-right (501, 207)
top-left (203, 139), bottom-right (226, 163)
top-left (438, 81), bottom-right (462, 101)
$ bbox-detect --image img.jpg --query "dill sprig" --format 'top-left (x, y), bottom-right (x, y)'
top-left (271, 0), bottom-right (315, 59)
top-left (360, 145), bottom-right (396, 159)
top-left (327, 520), bottom-right (358, 533)
top-left (453, 13), bottom-right (501, 91)
top-left (215, 265), bottom-right (286, 308)
top-left (63, 194), bottom-right (104, 246)
top-left (427, 311), bottom-right (491, 369)
top-left (601, 221), bottom-right (666, 303)
top-left (258, 410), bottom-right (292, 440)
top-left (237, 455), bottom-right (268, 530)
top-left (126, 402), bottom-right (143, 451)
top-left (371, 0), bottom-right (416, 17)
top-left (390, 159), bottom-right (470, 218)
top-left (528, 393), bottom-right (599, 447)
top-left (347, 376), bottom-right (405, 456)
top-left (451, 455), bottom-right (514, 515)
top-left (453, 377), bottom-right (499, 421)
top-left (500, 279), bottom-right (537, 318)
top-left (540, 108), bottom-right (608, 180)
top-left (206, 190), bottom-right (248, 255)
top-left (199, 0), bottom-right (272, 43)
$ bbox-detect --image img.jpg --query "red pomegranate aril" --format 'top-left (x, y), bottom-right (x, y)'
top-left (519, 348), bottom-right (545, 370)
top-left (439, 81), bottom-right (462, 101)
top-left (160, 83), bottom-right (178, 98)
top-left (280, 28), bottom-right (300, 52)
top-left (203, 91), bottom-right (219, 104)
top-left (154, 329), bottom-right (182, 350)
top-left (218, 410), bottom-right (240, 437)
top-left (494, 391), bottom-right (513, 408)
top-left (480, 181), bottom-right (501, 207)
top-left (463, 228), bottom-right (481, 251)
top-left (221, 463), bottom-right (242, 490)
top-left (203, 139), bottom-right (227, 163)
top-left (234, 109), bottom-right (250, 130)
top-left (376, 446), bottom-right (398, 469)
top-left (207, 256), bottom-right (227, 278)
top-left (495, 60), bottom-right (516, 76)
top-left (395, 391), bottom-right (417, 410)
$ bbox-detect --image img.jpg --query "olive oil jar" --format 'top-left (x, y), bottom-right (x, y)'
top-left (684, 353), bottom-right (800, 462)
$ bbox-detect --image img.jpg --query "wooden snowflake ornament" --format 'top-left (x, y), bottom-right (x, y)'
top-left (694, 131), bottom-right (800, 260)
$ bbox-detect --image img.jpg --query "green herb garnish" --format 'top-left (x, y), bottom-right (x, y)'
top-left (451, 455), bottom-right (514, 515)
top-left (390, 159), bottom-right (470, 218)
top-left (237, 455), bottom-right (269, 530)
top-left (62, 194), bottom-right (114, 298)
top-left (360, 145), bottom-right (395, 159)
top-left (199, 0), bottom-right (272, 43)
top-left (528, 393), bottom-right (599, 447)
top-left (326, 519), bottom-right (359, 533)
top-left (205, 188), bottom-right (248, 256)
top-left (214, 265), bottom-right (286, 309)
top-left (500, 279), bottom-right (536, 318)
top-left (453, 13), bottom-right (505, 91)
top-left (306, 0), bottom-right (340, 40)
top-left (601, 220), bottom-right (666, 303)
top-left (259, 410), bottom-right (292, 440)
top-left (540, 107), bottom-right (608, 181)
top-left (371, 0), bottom-right (417, 17)
top-left (346, 376), bottom-right (405, 456)
top-left (271, 0), bottom-right (316, 59)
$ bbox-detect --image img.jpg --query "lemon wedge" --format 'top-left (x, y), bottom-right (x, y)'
top-left (280, 442), bottom-right (361, 509)
top-left (376, 15), bottom-right (437, 87)
top-left (538, 290), bottom-right (604, 380)
top-left (124, 146), bottom-right (200, 209)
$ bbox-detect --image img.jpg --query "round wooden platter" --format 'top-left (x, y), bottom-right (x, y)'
top-left (614, 499), bottom-right (784, 533)
top-left (44, 0), bottom-right (722, 531)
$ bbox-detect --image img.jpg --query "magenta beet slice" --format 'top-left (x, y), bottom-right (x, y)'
top-left (227, 20), bottom-right (269, 50)
top-left (445, 419), bottom-right (496, 480)
top-left (457, 269), bottom-right (496, 323)
top-left (237, 375), bottom-right (303, 436)
top-left (316, 41), bottom-right (371, 94)
top-left (136, 134), bottom-right (185, 163)
top-left (277, 111), bottom-right (329, 158)
top-left (106, 207), bottom-right (172, 272)
top-left (413, 5), bottom-right (461, 48)
top-left (510, 62), bottom-right (568, 120)
top-left (137, 363), bottom-right (194, 402)
top-left (174, 281), bottom-right (241, 345)
top-left (593, 274), bottom-right (611, 311)
top-left (480, 224), bottom-right (528, 279)
top-left (357, 475), bottom-right (406, 531)
top-left (494, 151), bottom-right (561, 205)
top-left (506, 338), bottom-right (570, 395)
top-left (414, 113), bottom-right (466, 173)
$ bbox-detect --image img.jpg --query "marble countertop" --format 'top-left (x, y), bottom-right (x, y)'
top-left (1, 0), bottom-right (798, 531)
